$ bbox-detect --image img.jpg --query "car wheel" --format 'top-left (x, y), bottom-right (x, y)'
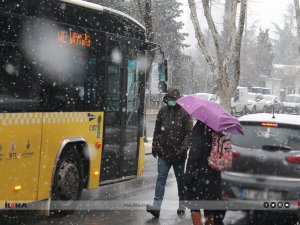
top-left (51, 147), bottom-right (83, 215)
top-left (241, 107), bottom-right (246, 116)
top-left (263, 106), bottom-right (267, 113)
top-left (231, 107), bottom-right (236, 116)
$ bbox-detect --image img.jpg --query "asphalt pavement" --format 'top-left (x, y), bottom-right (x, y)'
top-left (1, 154), bottom-right (297, 225)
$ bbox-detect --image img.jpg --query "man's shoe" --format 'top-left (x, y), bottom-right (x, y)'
top-left (146, 205), bottom-right (160, 218)
top-left (177, 208), bottom-right (185, 215)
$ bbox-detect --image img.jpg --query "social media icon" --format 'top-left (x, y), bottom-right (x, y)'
top-left (284, 202), bottom-right (290, 208)
top-left (277, 202), bottom-right (283, 208)
top-left (263, 202), bottom-right (269, 208)
top-left (271, 202), bottom-right (276, 208)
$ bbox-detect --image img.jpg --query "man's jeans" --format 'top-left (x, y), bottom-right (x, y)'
top-left (153, 157), bottom-right (186, 208)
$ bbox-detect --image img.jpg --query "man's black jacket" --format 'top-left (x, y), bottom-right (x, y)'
top-left (152, 105), bottom-right (193, 163)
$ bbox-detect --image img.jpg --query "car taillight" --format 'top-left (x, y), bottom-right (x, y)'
top-left (232, 151), bottom-right (240, 158)
top-left (291, 201), bottom-right (300, 207)
top-left (285, 155), bottom-right (300, 164)
top-left (222, 191), bottom-right (229, 200)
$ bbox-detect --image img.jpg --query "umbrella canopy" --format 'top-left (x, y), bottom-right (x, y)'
top-left (177, 94), bottom-right (244, 135)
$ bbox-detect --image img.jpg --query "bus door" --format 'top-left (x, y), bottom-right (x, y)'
top-left (101, 39), bottom-right (124, 181)
top-left (101, 39), bottom-right (143, 181)
top-left (121, 44), bottom-right (142, 177)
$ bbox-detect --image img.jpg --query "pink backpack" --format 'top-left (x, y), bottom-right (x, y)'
top-left (207, 132), bottom-right (233, 171)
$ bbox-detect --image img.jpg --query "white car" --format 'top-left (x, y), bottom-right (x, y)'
top-left (263, 95), bottom-right (281, 113)
top-left (194, 93), bottom-right (219, 104)
top-left (231, 86), bottom-right (249, 116)
top-left (247, 93), bottom-right (268, 113)
top-left (282, 94), bottom-right (300, 115)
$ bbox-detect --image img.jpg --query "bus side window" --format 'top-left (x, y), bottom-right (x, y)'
top-left (0, 46), bottom-right (40, 112)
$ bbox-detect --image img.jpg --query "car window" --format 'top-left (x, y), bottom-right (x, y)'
top-left (286, 96), bottom-right (300, 103)
top-left (230, 124), bottom-right (300, 150)
top-left (256, 95), bottom-right (263, 100)
top-left (248, 94), bottom-right (256, 100)
top-left (264, 95), bottom-right (274, 101)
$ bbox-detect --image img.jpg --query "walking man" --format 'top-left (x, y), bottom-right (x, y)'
top-left (146, 87), bottom-right (193, 218)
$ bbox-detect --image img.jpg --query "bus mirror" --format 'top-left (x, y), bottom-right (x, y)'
top-left (158, 59), bottom-right (168, 82)
top-left (164, 59), bottom-right (168, 81)
top-left (159, 81), bottom-right (167, 93)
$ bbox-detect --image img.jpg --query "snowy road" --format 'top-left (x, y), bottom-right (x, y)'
top-left (1, 155), bottom-right (298, 225)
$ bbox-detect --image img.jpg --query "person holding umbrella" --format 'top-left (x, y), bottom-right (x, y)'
top-left (177, 94), bottom-right (244, 225)
top-left (146, 87), bottom-right (193, 218)
top-left (185, 121), bottom-right (225, 225)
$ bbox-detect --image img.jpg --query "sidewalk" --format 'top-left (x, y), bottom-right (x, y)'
top-left (144, 137), bottom-right (152, 155)
top-left (146, 108), bottom-right (158, 117)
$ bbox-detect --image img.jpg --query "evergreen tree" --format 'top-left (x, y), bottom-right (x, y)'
top-left (88, 0), bottom-right (127, 12)
top-left (255, 29), bottom-right (274, 77)
top-left (151, 0), bottom-right (189, 93)
top-left (240, 24), bottom-right (260, 86)
top-left (273, 4), bottom-right (300, 65)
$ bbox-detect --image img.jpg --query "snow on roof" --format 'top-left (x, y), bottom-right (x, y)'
top-left (263, 94), bottom-right (278, 98)
top-left (195, 93), bottom-right (212, 96)
top-left (60, 0), bottom-right (145, 30)
top-left (239, 113), bottom-right (300, 126)
top-left (273, 64), bottom-right (300, 69)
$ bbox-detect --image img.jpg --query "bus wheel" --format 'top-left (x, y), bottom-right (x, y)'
top-left (51, 148), bottom-right (83, 215)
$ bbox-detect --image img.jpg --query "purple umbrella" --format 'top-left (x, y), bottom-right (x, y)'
top-left (177, 94), bottom-right (244, 135)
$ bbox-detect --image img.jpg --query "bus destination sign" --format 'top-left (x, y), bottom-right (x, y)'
top-left (58, 30), bottom-right (91, 48)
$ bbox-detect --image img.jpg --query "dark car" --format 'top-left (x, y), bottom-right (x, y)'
top-left (222, 113), bottom-right (300, 218)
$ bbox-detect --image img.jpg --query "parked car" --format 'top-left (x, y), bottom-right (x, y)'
top-left (222, 113), bottom-right (300, 218)
top-left (262, 88), bottom-right (271, 95)
top-left (282, 94), bottom-right (300, 115)
top-left (263, 95), bottom-right (282, 113)
top-left (249, 86), bottom-right (263, 94)
top-left (231, 86), bottom-right (248, 116)
top-left (247, 93), bottom-right (268, 113)
top-left (194, 93), bottom-right (219, 104)
top-left (249, 87), bottom-right (271, 95)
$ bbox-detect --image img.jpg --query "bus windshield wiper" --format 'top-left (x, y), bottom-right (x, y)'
top-left (262, 145), bottom-right (291, 152)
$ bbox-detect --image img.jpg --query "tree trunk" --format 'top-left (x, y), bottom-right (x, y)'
top-left (144, 0), bottom-right (155, 84)
top-left (294, 0), bottom-right (300, 52)
top-left (188, 0), bottom-right (247, 112)
top-left (219, 93), bottom-right (232, 113)
top-left (144, 0), bottom-right (154, 42)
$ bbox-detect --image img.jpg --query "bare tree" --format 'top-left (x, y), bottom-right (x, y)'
top-left (294, 0), bottom-right (300, 52)
top-left (187, 0), bottom-right (247, 112)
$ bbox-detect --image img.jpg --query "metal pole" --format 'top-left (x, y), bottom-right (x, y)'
top-left (143, 50), bottom-right (148, 142)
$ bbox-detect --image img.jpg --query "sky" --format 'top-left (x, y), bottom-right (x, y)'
top-left (179, 0), bottom-right (293, 52)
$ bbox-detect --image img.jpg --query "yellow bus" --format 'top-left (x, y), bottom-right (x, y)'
top-left (0, 0), bottom-right (166, 212)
